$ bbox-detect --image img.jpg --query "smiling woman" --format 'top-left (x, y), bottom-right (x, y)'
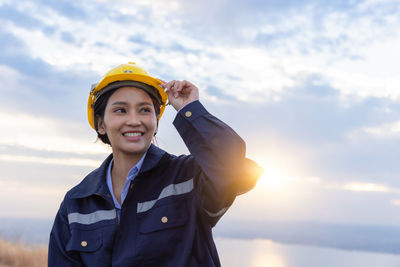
top-left (48, 62), bottom-right (263, 267)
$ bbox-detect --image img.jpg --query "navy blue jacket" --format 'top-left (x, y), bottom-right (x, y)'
top-left (48, 100), bottom-right (260, 267)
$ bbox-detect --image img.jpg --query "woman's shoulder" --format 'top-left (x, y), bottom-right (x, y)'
top-left (64, 154), bottom-right (113, 200)
top-left (146, 144), bottom-right (194, 167)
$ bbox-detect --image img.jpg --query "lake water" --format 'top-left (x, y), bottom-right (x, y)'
top-left (1, 217), bottom-right (400, 266)
top-left (215, 237), bottom-right (400, 267)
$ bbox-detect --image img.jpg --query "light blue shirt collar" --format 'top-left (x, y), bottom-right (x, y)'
top-left (106, 152), bottom-right (147, 218)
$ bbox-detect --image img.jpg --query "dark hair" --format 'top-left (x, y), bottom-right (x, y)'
top-left (93, 86), bottom-right (161, 145)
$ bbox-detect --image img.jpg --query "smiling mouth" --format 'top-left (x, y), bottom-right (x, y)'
top-left (123, 132), bottom-right (143, 137)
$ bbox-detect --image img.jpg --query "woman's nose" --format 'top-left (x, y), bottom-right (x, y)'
top-left (126, 112), bottom-right (141, 126)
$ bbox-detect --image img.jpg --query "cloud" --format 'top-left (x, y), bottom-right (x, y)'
top-left (359, 0), bottom-right (400, 10)
top-left (391, 199), bottom-right (400, 206)
top-left (228, 175), bottom-right (400, 225)
top-left (0, 157), bottom-right (95, 187)
top-left (229, 1), bottom-right (400, 100)
top-left (2, 0), bottom-right (399, 107)
top-left (343, 182), bottom-right (392, 192)
top-left (0, 111), bottom-right (108, 155)
top-left (0, 64), bottom-right (26, 93)
top-left (211, 90), bottom-right (400, 191)
top-left (0, 154), bottom-right (100, 168)
top-left (0, 177), bottom-right (69, 218)
top-left (361, 120), bottom-right (400, 138)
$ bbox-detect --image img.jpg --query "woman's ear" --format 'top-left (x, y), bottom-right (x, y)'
top-left (154, 125), bottom-right (158, 136)
top-left (97, 116), bottom-right (106, 135)
top-left (154, 116), bottom-right (159, 136)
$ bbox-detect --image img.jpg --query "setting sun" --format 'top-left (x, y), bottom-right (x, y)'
top-left (257, 165), bottom-right (296, 190)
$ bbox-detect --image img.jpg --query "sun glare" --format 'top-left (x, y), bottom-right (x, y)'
top-left (252, 253), bottom-right (286, 267)
top-left (251, 239), bottom-right (287, 267)
top-left (257, 165), bottom-right (296, 190)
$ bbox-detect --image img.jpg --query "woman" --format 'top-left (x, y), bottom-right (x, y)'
top-left (48, 62), bottom-right (262, 267)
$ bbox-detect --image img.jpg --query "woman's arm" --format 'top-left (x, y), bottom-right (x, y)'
top-left (163, 80), bottom-right (263, 226)
top-left (48, 201), bottom-right (82, 267)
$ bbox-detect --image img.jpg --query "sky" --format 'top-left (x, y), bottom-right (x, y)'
top-left (0, 0), bottom-right (400, 227)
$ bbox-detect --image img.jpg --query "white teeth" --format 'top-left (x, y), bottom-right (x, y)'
top-left (123, 132), bottom-right (142, 137)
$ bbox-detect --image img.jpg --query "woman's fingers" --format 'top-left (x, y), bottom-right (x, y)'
top-left (161, 79), bottom-right (199, 111)
top-left (176, 81), bottom-right (185, 95)
top-left (163, 80), bottom-right (198, 101)
top-left (165, 80), bottom-right (182, 98)
top-left (172, 82), bottom-right (180, 98)
top-left (162, 80), bottom-right (174, 90)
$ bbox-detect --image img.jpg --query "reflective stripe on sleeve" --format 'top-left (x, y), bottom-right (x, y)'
top-left (137, 179), bottom-right (194, 213)
top-left (68, 209), bottom-right (116, 225)
top-left (204, 206), bottom-right (230, 218)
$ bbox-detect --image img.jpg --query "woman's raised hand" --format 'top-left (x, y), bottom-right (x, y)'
top-left (161, 80), bottom-right (199, 111)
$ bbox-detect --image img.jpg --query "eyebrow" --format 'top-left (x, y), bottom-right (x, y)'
top-left (111, 101), bottom-right (128, 106)
top-left (111, 101), bottom-right (153, 106)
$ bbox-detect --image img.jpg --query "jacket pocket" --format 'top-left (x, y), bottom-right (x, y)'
top-left (136, 200), bottom-right (188, 262)
top-left (138, 200), bottom-right (188, 234)
top-left (66, 228), bottom-right (103, 252)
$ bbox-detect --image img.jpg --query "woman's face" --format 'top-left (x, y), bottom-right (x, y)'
top-left (97, 86), bottom-right (158, 157)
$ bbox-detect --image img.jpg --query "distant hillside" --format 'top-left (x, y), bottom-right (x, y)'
top-left (0, 217), bottom-right (52, 245)
top-left (2, 217), bottom-right (400, 257)
top-left (214, 220), bottom-right (400, 255)
top-left (0, 237), bottom-right (47, 267)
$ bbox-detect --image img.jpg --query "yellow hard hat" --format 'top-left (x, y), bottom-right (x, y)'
top-left (87, 62), bottom-right (168, 130)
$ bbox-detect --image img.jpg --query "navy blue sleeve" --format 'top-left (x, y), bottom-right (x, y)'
top-left (173, 100), bottom-right (261, 226)
top-left (48, 200), bottom-right (82, 267)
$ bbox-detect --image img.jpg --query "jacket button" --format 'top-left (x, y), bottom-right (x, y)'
top-left (185, 111), bottom-right (192, 117)
top-left (161, 216), bottom-right (168, 223)
top-left (130, 183), bottom-right (134, 190)
top-left (81, 241), bottom-right (88, 247)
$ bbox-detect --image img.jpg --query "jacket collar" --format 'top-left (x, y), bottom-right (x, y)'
top-left (69, 144), bottom-right (166, 199)
top-left (139, 144), bottom-right (166, 173)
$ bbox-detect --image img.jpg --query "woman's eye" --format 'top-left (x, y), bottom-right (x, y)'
top-left (114, 108), bottom-right (126, 113)
top-left (140, 108), bottom-right (151, 113)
